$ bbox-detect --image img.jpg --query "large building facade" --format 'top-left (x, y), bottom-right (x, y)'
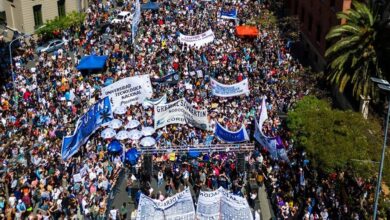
top-left (3, 0), bottom-right (90, 34)
top-left (284, 0), bottom-right (352, 71)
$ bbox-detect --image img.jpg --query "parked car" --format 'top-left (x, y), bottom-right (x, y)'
top-left (36, 39), bottom-right (64, 53)
top-left (111, 11), bottom-right (133, 24)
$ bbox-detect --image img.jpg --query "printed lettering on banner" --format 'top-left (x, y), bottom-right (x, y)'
top-left (137, 188), bottom-right (195, 220)
top-left (101, 75), bottom-right (153, 110)
top-left (178, 29), bottom-right (215, 47)
top-left (61, 97), bottom-right (113, 161)
top-left (154, 98), bottom-right (209, 130)
top-left (196, 187), bottom-right (253, 220)
top-left (214, 122), bottom-right (249, 143)
top-left (210, 78), bottom-right (250, 97)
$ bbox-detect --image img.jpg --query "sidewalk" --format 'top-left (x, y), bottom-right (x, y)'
top-left (258, 185), bottom-right (274, 220)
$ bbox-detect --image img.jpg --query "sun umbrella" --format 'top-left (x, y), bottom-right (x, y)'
top-left (125, 120), bottom-right (141, 129)
top-left (115, 130), bottom-right (130, 140)
top-left (128, 129), bottom-right (143, 140)
top-left (141, 126), bottom-right (155, 136)
top-left (108, 140), bottom-right (123, 153)
top-left (125, 148), bottom-right (139, 165)
top-left (114, 105), bottom-right (127, 115)
top-left (101, 127), bottom-right (116, 139)
top-left (108, 119), bottom-right (123, 129)
top-left (140, 136), bottom-right (156, 147)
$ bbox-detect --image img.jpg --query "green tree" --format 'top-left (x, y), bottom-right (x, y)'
top-left (287, 96), bottom-right (390, 183)
top-left (36, 11), bottom-right (86, 38)
top-left (325, 1), bottom-right (381, 98)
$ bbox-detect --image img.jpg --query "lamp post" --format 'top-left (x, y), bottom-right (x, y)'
top-left (8, 34), bottom-right (31, 93)
top-left (371, 77), bottom-right (390, 220)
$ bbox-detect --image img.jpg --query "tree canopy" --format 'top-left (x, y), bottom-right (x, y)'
top-left (287, 96), bottom-right (390, 183)
top-left (325, 1), bottom-right (381, 99)
top-left (35, 11), bottom-right (86, 37)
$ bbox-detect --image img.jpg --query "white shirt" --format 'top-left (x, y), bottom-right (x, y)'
top-left (110, 209), bottom-right (118, 220)
top-left (89, 171), bottom-right (97, 181)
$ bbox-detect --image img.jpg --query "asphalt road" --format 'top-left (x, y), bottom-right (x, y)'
top-left (109, 169), bottom-right (273, 220)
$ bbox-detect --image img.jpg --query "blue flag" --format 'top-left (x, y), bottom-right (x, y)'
top-left (219, 8), bottom-right (237, 19)
top-left (61, 97), bottom-right (113, 160)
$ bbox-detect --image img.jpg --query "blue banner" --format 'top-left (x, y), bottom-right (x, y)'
top-left (61, 97), bottom-right (113, 160)
top-left (254, 117), bottom-right (277, 159)
top-left (220, 9), bottom-right (237, 19)
top-left (214, 122), bottom-right (249, 143)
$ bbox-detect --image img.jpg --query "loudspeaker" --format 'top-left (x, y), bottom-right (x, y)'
top-left (237, 153), bottom-right (245, 173)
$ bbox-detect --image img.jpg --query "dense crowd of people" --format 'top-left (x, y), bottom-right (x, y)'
top-left (0, 0), bottom-right (380, 219)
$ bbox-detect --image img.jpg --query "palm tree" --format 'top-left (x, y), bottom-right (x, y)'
top-left (325, 1), bottom-right (381, 98)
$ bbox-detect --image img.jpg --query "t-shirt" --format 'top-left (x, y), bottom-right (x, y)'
top-left (109, 209), bottom-right (118, 220)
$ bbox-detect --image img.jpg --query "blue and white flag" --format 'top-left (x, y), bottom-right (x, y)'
top-left (214, 122), bottom-right (249, 143)
top-left (254, 119), bottom-right (277, 159)
top-left (254, 97), bottom-right (278, 159)
top-left (61, 97), bottom-right (113, 160)
top-left (142, 94), bottom-right (167, 109)
top-left (204, 134), bottom-right (214, 146)
top-left (151, 72), bottom-right (180, 85)
top-left (219, 8), bottom-right (237, 19)
top-left (210, 78), bottom-right (249, 97)
top-left (132, 0), bottom-right (141, 44)
top-left (277, 50), bottom-right (284, 66)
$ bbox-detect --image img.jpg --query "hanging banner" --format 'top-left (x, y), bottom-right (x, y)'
top-left (178, 29), bottom-right (215, 47)
top-left (142, 94), bottom-right (167, 109)
top-left (136, 188), bottom-right (195, 220)
top-left (61, 97), bottom-right (113, 160)
top-left (210, 78), bottom-right (249, 97)
top-left (219, 8), bottom-right (237, 19)
top-left (196, 187), bottom-right (253, 220)
top-left (154, 98), bottom-right (209, 130)
top-left (214, 122), bottom-right (249, 143)
top-left (101, 75), bottom-right (153, 110)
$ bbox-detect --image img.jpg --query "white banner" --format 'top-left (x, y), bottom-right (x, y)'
top-left (178, 29), bottom-right (215, 47)
top-left (210, 78), bottom-right (249, 97)
top-left (196, 187), bottom-right (253, 220)
top-left (137, 188), bottom-right (195, 220)
top-left (101, 75), bottom-right (153, 110)
top-left (154, 98), bottom-right (209, 130)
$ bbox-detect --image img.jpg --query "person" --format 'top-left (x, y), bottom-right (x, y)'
top-left (157, 170), bottom-right (164, 187)
top-left (120, 202), bottom-right (127, 220)
top-left (109, 206), bottom-right (118, 220)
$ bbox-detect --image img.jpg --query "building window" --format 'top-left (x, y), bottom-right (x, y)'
top-left (58, 0), bottom-right (66, 17)
top-left (0, 11), bottom-right (5, 25)
top-left (33, 5), bottom-right (43, 28)
top-left (308, 15), bottom-right (313, 32)
top-left (316, 24), bottom-right (322, 43)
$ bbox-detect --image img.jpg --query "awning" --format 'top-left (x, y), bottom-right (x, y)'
top-left (235, 26), bottom-right (259, 37)
top-left (77, 55), bottom-right (108, 70)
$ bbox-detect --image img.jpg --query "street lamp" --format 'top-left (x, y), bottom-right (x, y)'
top-left (371, 77), bottom-right (390, 220)
top-left (8, 34), bottom-right (31, 93)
